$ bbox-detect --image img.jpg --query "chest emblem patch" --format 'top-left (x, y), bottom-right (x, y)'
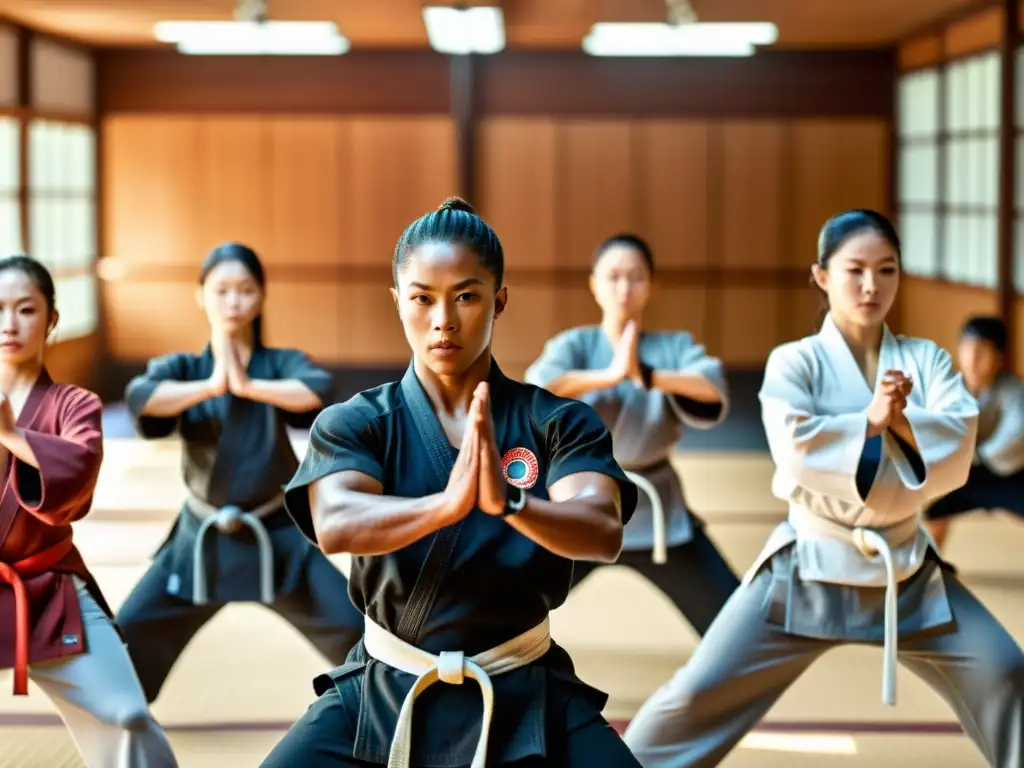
top-left (501, 447), bottom-right (540, 489)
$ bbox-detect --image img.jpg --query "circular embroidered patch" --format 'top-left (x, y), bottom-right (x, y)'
top-left (501, 447), bottom-right (540, 489)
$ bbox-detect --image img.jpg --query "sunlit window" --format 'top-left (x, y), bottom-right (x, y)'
top-left (942, 52), bottom-right (999, 287)
top-left (28, 119), bottom-right (97, 339)
top-left (898, 50), bottom-right (1001, 287)
top-left (897, 67), bottom-right (940, 277)
top-left (0, 116), bottom-right (20, 259)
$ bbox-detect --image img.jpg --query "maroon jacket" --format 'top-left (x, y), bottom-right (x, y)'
top-left (0, 370), bottom-right (110, 695)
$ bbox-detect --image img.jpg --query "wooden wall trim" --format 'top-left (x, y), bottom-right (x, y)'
top-left (474, 50), bottom-right (894, 118)
top-left (898, 34), bottom-right (944, 70)
top-left (96, 260), bottom-right (816, 289)
top-left (97, 48), bottom-right (894, 119)
top-left (945, 5), bottom-right (1004, 59)
top-left (901, 0), bottom-right (1000, 42)
top-left (97, 49), bottom-right (452, 115)
top-left (14, 24), bottom-right (27, 251)
top-left (451, 55), bottom-right (476, 202)
top-left (0, 13), bottom-right (93, 52)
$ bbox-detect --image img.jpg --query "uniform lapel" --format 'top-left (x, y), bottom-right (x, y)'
top-left (0, 370), bottom-right (53, 548)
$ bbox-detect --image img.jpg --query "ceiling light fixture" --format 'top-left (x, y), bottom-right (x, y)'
top-left (583, 0), bottom-right (777, 58)
top-left (422, 6), bottom-right (505, 55)
top-left (154, 21), bottom-right (350, 55)
top-left (154, 1), bottom-right (349, 56)
top-left (583, 22), bottom-right (777, 57)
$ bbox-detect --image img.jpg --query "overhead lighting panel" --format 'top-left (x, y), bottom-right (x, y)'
top-left (583, 21), bottom-right (778, 58)
top-left (422, 6), bottom-right (505, 55)
top-left (153, 20), bottom-right (350, 56)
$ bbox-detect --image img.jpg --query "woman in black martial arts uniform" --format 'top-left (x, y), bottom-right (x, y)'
top-left (114, 243), bottom-right (364, 703)
top-left (259, 197), bottom-right (642, 768)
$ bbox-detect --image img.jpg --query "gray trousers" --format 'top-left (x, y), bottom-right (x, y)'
top-left (622, 567), bottom-right (1024, 768)
top-left (10, 580), bottom-right (179, 768)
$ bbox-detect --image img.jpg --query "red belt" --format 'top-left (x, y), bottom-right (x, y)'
top-left (0, 538), bottom-right (76, 695)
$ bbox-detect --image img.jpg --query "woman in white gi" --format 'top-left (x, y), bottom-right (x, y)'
top-left (525, 234), bottom-right (739, 636)
top-left (623, 210), bottom-right (1024, 768)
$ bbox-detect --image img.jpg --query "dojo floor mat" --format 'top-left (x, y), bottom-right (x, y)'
top-left (0, 439), bottom-right (1020, 766)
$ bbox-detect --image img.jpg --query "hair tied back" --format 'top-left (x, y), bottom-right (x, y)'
top-left (436, 196), bottom-right (475, 215)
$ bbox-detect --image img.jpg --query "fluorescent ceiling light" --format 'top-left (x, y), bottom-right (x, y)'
top-left (583, 21), bottom-right (778, 57)
top-left (153, 21), bottom-right (350, 56)
top-left (422, 6), bottom-right (505, 55)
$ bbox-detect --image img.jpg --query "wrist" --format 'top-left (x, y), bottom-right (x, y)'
top-left (865, 415), bottom-right (885, 437)
top-left (604, 366), bottom-right (626, 385)
top-left (501, 483), bottom-right (528, 518)
top-left (432, 491), bottom-right (467, 525)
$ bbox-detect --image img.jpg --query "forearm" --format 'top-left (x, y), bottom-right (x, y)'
top-left (238, 379), bottom-right (323, 412)
top-left (140, 380), bottom-right (219, 417)
top-left (543, 370), bottom-right (621, 399)
top-left (651, 370), bottom-right (723, 403)
top-left (316, 491), bottom-right (452, 556)
top-left (0, 429), bottom-right (39, 469)
top-left (504, 493), bottom-right (622, 563)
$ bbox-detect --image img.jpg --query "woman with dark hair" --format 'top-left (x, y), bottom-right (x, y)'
top-left (114, 242), bottom-right (364, 704)
top-left (924, 315), bottom-right (1024, 549)
top-left (0, 255), bottom-right (177, 766)
top-left (258, 198), bottom-right (643, 767)
top-left (525, 233), bottom-right (738, 637)
top-left (623, 210), bottom-right (1023, 767)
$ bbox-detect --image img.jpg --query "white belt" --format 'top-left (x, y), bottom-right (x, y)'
top-left (187, 493), bottom-right (282, 605)
top-left (788, 506), bottom-right (920, 707)
top-left (363, 617), bottom-right (552, 768)
top-left (623, 470), bottom-right (667, 564)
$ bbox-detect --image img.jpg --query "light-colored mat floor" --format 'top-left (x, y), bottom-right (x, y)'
top-left (0, 438), bottom-right (1022, 766)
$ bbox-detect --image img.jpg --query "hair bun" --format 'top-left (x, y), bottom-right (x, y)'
top-left (437, 196), bottom-right (475, 215)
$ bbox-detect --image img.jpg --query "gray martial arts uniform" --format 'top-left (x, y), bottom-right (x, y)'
top-left (526, 326), bottom-right (740, 635)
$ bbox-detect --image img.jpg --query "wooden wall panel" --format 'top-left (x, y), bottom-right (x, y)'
top-left (493, 282), bottom-right (559, 375)
top-left (348, 117), bottom-right (457, 268)
top-left (263, 282), bottom-right (345, 362)
top-left (46, 334), bottom-right (100, 391)
top-left (944, 5), bottom-right (1002, 59)
top-left (717, 287), bottom-right (783, 366)
top-left (634, 122), bottom-right (710, 269)
top-left (102, 114), bottom-right (455, 362)
top-left (899, 278), bottom-right (999, 354)
top-left (332, 283), bottom-right (407, 365)
top-left (560, 121), bottom-right (635, 268)
top-left (720, 122), bottom-right (784, 270)
top-left (270, 118), bottom-right (350, 266)
top-left (1014, 298), bottom-right (1024, 379)
top-left (102, 282), bottom-right (208, 358)
top-left (102, 115), bottom-right (890, 369)
top-left (558, 285), bottom-right (602, 331)
top-left (201, 118), bottom-right (274, 255)
top-left (103, 117), bottom-right (205, 264)
top-left (898, 33), bottom-right (944, 70)
top-left (645, 287), bottom-right (708, 340)
top-left (476, 118), bottom-right (558, 270)
top-left (789, 119), bottom-right (890, 268)
top-left (781, 285), bottom-right (825, 343)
